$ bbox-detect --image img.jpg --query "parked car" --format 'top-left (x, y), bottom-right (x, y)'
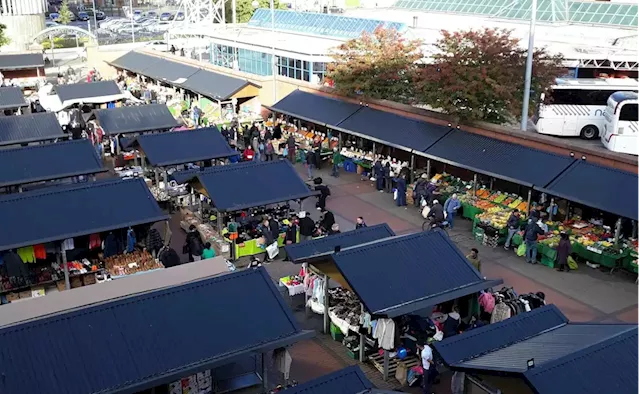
top-left (49, 12), bottom-right (60, 22)
top-left (175, 12), bottom-right (185, 21)
top-left (86, 8), bottom-right (106, 20)
top-left (146, 41), bottom-right (169, 52)
top-left (76, 11), bottom-right (89, 21)
top-left (45, 21), bottom-right (59, 28)
top-left (159, 12), bottom-right (173, 21)
top-left (132, 10), bottom-right (143, 21)
top-left (146, 11), bottom-right (158, 19)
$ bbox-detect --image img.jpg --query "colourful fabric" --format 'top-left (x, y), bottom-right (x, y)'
top-left (17, 246), bottom-right (36, 263)
top-left (89, 234), bottom-right (101, 250)
top-left (33, 244), bottom-right (46, 260)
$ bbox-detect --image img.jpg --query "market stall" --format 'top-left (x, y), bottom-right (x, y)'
top-left (288, 230), bottom-right (503, 384)
top-left (0, 112), bottom-right (67, 147)
top-left (175, 160), bottom-right (318, 259)
top-left (0, 267), bottom-right (314, 394)
top-left (0, 178), bottom-right (169, 302)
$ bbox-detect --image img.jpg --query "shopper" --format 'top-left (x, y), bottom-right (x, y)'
top-left (328, 223), bottom-right (341, 235)
top-left (286, 134), bottom-right (296, 162)
top-left (265, 139), bottom-right (275, 161)
top-left (261, 218), bottom-right (276, 262)
top-left (242, 145), bottom-right (255, 161)
top-left (522, 219), bottom-right (544, 264)
top-left (414, 173), bottom-right (429, 207)
top-left (331, 148), bottom-right (340, 177)
top-left (320, 209), bottom-right (335, 233)
top-left (384, 162), bottom-right (392, 193)
top-left (418, 342), bottom-right (435, 394)
top-left (443, 194), bottom-right (461, 229)
top-left (170, 45), bottom-right (177, 55)
top-left (555, 232), bottom-right (571, 272)
top-left (184, 225), bottom-right (204, 262)
top-left (466, 248), bottom-right (481, 273)
top-left (504, 210), bottom-right (521, 250)
top-left (427, 199), bottom-right (445, 229)
top-left (355, 217), bottom-right (367, 229)
top-left (202, 242), bottom-right (216, 259)
top-left (298, 212), bottom-right (315, 242)
top-left (374, 159), bottom-right (384, 191)
top-left (314, 181), bottom-right (331, 211)
top-left (395, 174), bottom-right (407, 207)
top-left (285, 216), bottom-right (299, 245)
top-left (305, 149), bottom-right (316, 180)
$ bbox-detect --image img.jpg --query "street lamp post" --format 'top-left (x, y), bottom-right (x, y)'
top-left (92, 0), bottom-right (98, 36)
top-left (130, 0), bottom-right (135, 43)
top-left (520, 0), bottom-right (538, 131)
top-left (252, 1), bottom-right (277, 104)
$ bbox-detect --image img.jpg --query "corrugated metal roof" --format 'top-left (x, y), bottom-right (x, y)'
top-left (109, 51), bottom-right (163, 74)
top-left (180, 69), bottom-right (259, 100)
top-left (331, 231), bottom-right (503, 317)
top-left (136, 127), bottom-right (236, 166)
top-left (269, 90), bottom-right (361, 127)
top-left (0, 53), bottom-right (44, 70)
top-left (0, 178), bottom-right (168, 251)
top-left (422, 129), bottom-right (576, 187)
top-left (280, 366), bottom-right (374, 394)
top-left (0, 112), bottom-right (66, 146)
top-left (0, 86), bottom-right (27, 110)
top-left (192, 160), bottom-right (317, 212)
top-left (95, 104), bottom-right (178, 135)
top-left (0, 139), bottom-right (105, 188)
top-left (0, 267), bottom-right (312, 394)
top-left (137, 55), bottom-right (200, 83)
top-left (434, 305), bottom-right (568, 366)
top-left (285, 224), bottom-right (396, 263)
top-left (536, 161), bottom-right (638, 220)
top-left (336, 107), bottom-right (453, 152)
top-left (524, 327), bottom-right (638, 394)
top-left (54, 81), bottom-right (122, 103)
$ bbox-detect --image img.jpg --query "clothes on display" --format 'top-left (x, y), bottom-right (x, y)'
top-left (487, 287), bottom-right (546, 323)
top-left (126, 228), bottom-right (136, 253)
top-left (273, 348), bottom-right (292, 381)
top-left (373, 318), bottom-right (396, 351)
top-left (146, 229), bottom-right (164, 255)
top-left (17, 246), bottom-right (35, 263)
top-left (62, 238), bottom-right (75, 251)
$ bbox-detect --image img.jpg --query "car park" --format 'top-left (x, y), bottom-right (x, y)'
top-left (159, 12), bottom-right (173, 21)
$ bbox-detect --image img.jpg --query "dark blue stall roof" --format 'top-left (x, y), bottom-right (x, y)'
top-left (0, 139), bottom-right (105, 188)
top-left (0, 53), bottom-right (44, 70)
top-left (0, 112), bottom-right (66, 146)
top-left (95, 104), bottom-right (179, 135)
top-left (109, 51), bottom-right (163, 75)
top-left (184, 160), bottom-right (317, 212)
top-left (433, 305), bottom-right (637, 394)
top-left (330, 231), bottom-right (503, 317)
top-left (421, 130), bottom-right (576, 187)
top-left (285, 224), bottom-right (396, 263)
top-left (268, 90), bottom-right (361, 127)
top-left (0, 267), bottom-right (313, 394)
top-left (0, 178), bottom-right (168, 251)
top-left (536, 161), bottom-right (638, 219)
top-left (280, 366), bottom-right (374, 394)
top-left (180, 69), bottom-right (260, 100)
top-left (335, 107), bottom-right (453, 152)
top-left (135, 127), bottom-right (237, 167)
top-left (54, 80), bottom-right (122, 103)
top-left (137, 55), bottom-right (200, 83)
top-left (0, 86), bottom-right (28, 110)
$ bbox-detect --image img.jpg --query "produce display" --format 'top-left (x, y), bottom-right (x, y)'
top-left (476, 206), bottom-right (512, 229)
top-left (458, 189), bottom-right (528, 214)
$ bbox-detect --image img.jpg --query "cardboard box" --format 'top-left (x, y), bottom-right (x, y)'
top-left (18, 290), bottom-right (31, 299)
top-left (6, 292), bottom-right (19, 302)
top-left (31, 287), bottom-right (46, 298)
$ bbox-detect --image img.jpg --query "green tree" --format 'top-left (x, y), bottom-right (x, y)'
top-left (224, 0), bottom-right (287, 24)
top-left (0, 24), bottom-right (9, 48)
top-left (415, 28), bottom-right (564, 124)
top-left (57, 0), bottom-right (73, 25)
top-left (326, 27), bottom-right (423, 104)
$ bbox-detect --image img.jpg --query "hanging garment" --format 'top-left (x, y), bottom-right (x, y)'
top-left (373, 318), bottom-right (396, 350)
top-left (146, 229), bottom-right (164, 254)
top-left (272, 348), bottom-right (292, 380)
top-left (478, 292), bottom-right (496, 314)
top-left (103, 233), bottom-right (120, 258)
top-left (33, 244), bottom-right (46, 260)
top-left (490, 302), bottom-right (512, 323)
top-left (89, 234), bottom-right (101, 250)
top-left (126, 229), bottom-right (136, 253)
top-left (451, 372), bottom-right (466, 394)
top-left (17, 246), bottom-right (36, 263)
top-left (4, 251), bottom-right (28, 278)
top-left (62, 238), bottom-right (75, 251)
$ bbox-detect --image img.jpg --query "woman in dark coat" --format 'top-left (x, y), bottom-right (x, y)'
top-left (556, 232), bottom-right (571, 272)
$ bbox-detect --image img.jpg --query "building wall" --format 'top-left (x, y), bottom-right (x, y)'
top-left (0, 0), bottom-right (46, 52)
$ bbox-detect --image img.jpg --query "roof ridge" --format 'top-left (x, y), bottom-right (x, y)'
top-left (0, 138), bottom-right (89, 153)
top-left (0, 178), bottom-right (136, 203)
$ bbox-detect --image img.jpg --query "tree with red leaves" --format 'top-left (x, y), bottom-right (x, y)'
top-left (326, 27), bottom-right (423, 104)
top-left (416, 28), bottom-right (564, 124)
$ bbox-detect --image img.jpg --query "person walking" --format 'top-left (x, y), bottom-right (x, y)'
top-left (555, 232), bottom-right (572, 272)
top-left (374, 159), bottom-right (384, 191)
top-left (355, 217), bottom-right (367, 229)
top-left (331, 148), bottom-right (340, 177)
top-left (418, 342), bottom-right (435, 394)
top-left (443, 194), bottom-right (461, 229)
top-left (504, 210), bottom-right (521, 250)
top-left (285, 216), bottom-right (299, 245)
top-left (395, 174), bottom-right (407, 207)
top-left (286, 134), bottom-right (296, 162)
top-left (201, 242), bottom-right (216, 259)
top-left (466, 248), bottom-right (481, 273)
top-left (298, 212), bottom-right (315, 242)
top-left (184, 225), bottom-right (204, 262)
top-left (260, 218), bottom-right (277, 262)
top-left (314, 181), bottom-right (331, 211)
top-left (305, 149), bottom-right (315, 180)
top-left (522, 218), bottom-right (544, 264)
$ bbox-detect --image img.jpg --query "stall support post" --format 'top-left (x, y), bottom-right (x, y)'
top-left (472, 174), bottom-right (478, 196)
top-left (358, 303), bottom-right (365, 362)
top-left (426, 159), bottom-right (431, 179)
top-left (410, 154), bottom-right (415, 183)
top-left (614, 218), bottom-right (622, 245)
top-left (372, 142), bottom-right (377, 156)
top-left (383, 349), bottom-right (390, 381)
top-left (154, 168), bottom-right (160, 186)
top-left (60, 243), bottom-right (70, 290)
top-left (489, 178), bottom-right (494, 191)
top-left (633, 221), bottom-right (637, 239)
top-left (549, 198), bottom-right (555, 221)
top-left (323, 274), bottom-right (329, 334)
top-left (261, 352), bottom-right (268, 393)
top-left (565, 202), bottom-right (571, 221)
top-left (303, 263), bottom-right (310, 317)
top-left (338, 131), bottom-right (342, 150)
top-left (526, 189), bottom-right (532, 214)
top-left (17, 186), bottom-right (22, 193)
top-left (163, 169), bottom-right (169, 192)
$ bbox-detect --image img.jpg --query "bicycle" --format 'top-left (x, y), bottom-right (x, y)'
top-left (422, 220), bottom-right (450, 236)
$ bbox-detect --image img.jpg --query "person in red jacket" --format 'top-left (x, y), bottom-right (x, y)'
top-left (242, 145), bottom-right (255, 161)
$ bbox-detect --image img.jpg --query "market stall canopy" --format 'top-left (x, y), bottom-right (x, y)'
top-left (0, 52), bottom-right (44, 71)
top-left (0, 267), bottom-right (313, 394)
top-left (433, 305), bottom-right (638, 394)
top-left (179, 69), bottom-right (261, 100)
top-left (285, 224), bottom-right (396, 263)
top-left (335, 106), bottom-right (453, 153)
top-left (267, 89), bottom-right (362, 127)
top-left (0, 178), bottom-right (168, 252)
top-left (0, 86), bottom-right (28, 110)
top-left (109, 50), bottom-right (164, 75)
top-left (134, 127), bottom-right (237, 167)
top-left (0, 139), bottom-right (106, 188)
top-left (178, 160), bottom-right (318, 212)
top-left (0, 112), bottom-right (65, 146)
top-left (330, 231), bottom-right (503, 318)
top-left (0, 257), bottom-right (232, 328)
top-left (535, 161), bottom-right (638, 220)
top-left (51, 80), bottom-right (126, 110)
top-left (279, 366), bottom-right (374, 394)
top-left (95, 103), bottom-right (179, 135)
top-left (421, 129), bottom-right (576, 187)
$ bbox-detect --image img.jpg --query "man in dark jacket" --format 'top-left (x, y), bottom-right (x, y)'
top-left (315, 183), bottom-right (331, 211)
top-left (261, 219), bottom-right (277, 262)
top-left (305, 150), bottom-right (315, 180)
top-left (287, 135), bottom-right (296, 162)
top-left (184, 225), bottom-right (204, 262)
top-left (320, 209), bottom-right (335, 233)
top-left (427, 199), bottom-right (445, 228)
top-left (269, 216), bottom-right (280, 241)
top-left (504, 210), bottom-right (521, 250)
top-left (374, 159), bottom-right (384, 191)
top-left (523, 219), bottom-right (544, 264)
top-left (298, 211), bottom-right (315, 242)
